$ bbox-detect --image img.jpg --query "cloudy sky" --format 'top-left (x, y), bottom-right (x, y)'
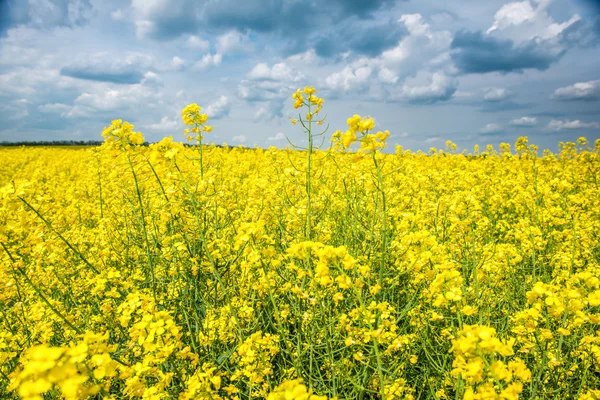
top-left (1, 0), bottom-right (599, 150)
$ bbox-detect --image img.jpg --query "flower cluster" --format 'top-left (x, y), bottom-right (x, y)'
top-left (9, 332), bottom-right (118, 400)
top-left (332, 114), bottom-right (390, 152)
top-left (291, 86), bottom-right (324, 122)
top-left (182, 103), bottom-right (212, 143)
top-left (101, 119), bottom-right (145, 145)
top-left (451, 325), bottom-right (530, 399)
top-left (267, 379), bottom-right (327, 400)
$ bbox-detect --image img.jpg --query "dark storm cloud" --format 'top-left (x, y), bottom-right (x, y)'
top-left (135, 0), bottom-right (405, 57)
top-left (203, 0), bottom-right (399, 33)
top-left (0, 0), bottom-right (93, 36)
top-left (60, 67), bottom-right (145, 84)
top-left (450, 31), bottom-right (565, 74)
top-left (59, 54), bottom-right (153, 84)
top-left (313, 20), bottom-right (407, 58)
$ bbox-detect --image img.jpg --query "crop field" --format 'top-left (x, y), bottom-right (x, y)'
top-left (1, 89), bottom-right (600, 399)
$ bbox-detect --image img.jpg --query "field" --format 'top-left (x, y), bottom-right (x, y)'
top-left (1, 94), bottom-right (600, 399)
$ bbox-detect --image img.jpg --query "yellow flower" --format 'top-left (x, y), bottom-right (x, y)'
top-left (461, 305), bottom-right (478, 316)
top-left (341, 130), bottom-right (356, 148)
top-left (198, 113), bottom-right (209, 124)
top-left (346, 114), bottom-right (361, 129)
top-left (267, 379), bottom-right (326, 400)
top-left (588, 290), bottom-right (600, 306)
top-left (358, 117), bottom-right (375, 133)
top-left (303, 86), bottom-right (316, 95)
top-left (129, 132), bottom-right (145, 145)
top-left (333, 292), bottom-right (344, 304)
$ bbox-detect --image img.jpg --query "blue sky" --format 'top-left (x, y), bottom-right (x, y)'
top-left (0, 0), bottom-right (599, 151)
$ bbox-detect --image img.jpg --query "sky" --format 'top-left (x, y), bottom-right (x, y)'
top-left (0, 0), bottom-right (599, 151)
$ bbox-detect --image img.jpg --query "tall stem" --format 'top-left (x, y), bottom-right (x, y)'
top-left (306, 103), bottom-right (313, 240)
top-left (198, 129), bottom-right (204, 180)
top-left (372, 153), bottom-right (387, 293)
top-left (96, 154), bottom-right (103, 219)
top-left (126, 151), bottom-right (157, 302)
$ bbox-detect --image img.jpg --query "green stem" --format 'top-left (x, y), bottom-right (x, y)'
top-left (96, 154), bottom-right (104, 219)
top-left (198, 124), bottom-right (204, 180)
top-left (126, 151), bottom-right (157, 302)
top-left (306, 103), bottom-right (313, 240)
top-left (372, 152), bottom-right (387, 295)
top-left (18, 197), bottom-right (99, 274)
top-left (1, 242), bottom-right (82, 334)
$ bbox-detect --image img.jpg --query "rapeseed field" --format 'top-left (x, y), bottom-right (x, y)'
top-left (1, 87), bottom-right (599, 399)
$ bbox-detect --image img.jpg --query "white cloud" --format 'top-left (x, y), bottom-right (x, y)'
top-left (486, 0), bottom-right (580, 43)
top-left (324, 66), bottom-right (372, 92)
top-left (487, 1), bottom-right (543, 33)
top-left (38, 103), bottom-right (71, 114)
top-left (232, 135), bottom-right (247, 143)
top-left (396, 72), bottom-right (457, 103)
top-left (480, 123), bottom-right (504, 134)
top-left (510, 116), bottom-right (537, 126)
top-left (186, 35), bottom-right (210, 51)
top-left (254, 102), bottom-right (284, 121)
top-left (380, 40), bottom-right (409, 66)
top-left (554, 80), bottom-right (600, 101)
top-left (547, 119), bottom-right (600, 130)
top-left (205, 96), bottom-right (231, 119)
top-left (130, 0), bottom-right (197, 40)
top-left (240, 63), bottom-right (303, 104)
top-left (400, 14), bottom-right (431, 37)
top-left (247, 62), bottom-right (303, 82)
top-left (483, 87), bottom-right (512, 102)
top-left (239, 80), bottom-right (291, 102)
top-left (171, 56), bottom-right (185, 70)
top-left (286, 49), bottom-right (318, 65)
top-left (59, 51), bottom-right (162, 83)
top-left (66, 81), bottom-right (162, 118)
top-left (0, 65), bottom-right (85, 99)
top-left (0, 32), bottom-right (41, 67)
top-left (216, 31), bottom-right (250, 54)
top-left (377, 67), bottom-right (398, 84)
top-left (1, 99), bottom-right (30, 120)
top-left (141, 71), bottom-right (162, 86)
top-left (424, 137), bottom-right (442, 143)
top-left (319, 14), bottom-right (455, 103)
top-left (111, 9), bottom-right (126, 21)
top-left (380, 13), bottom-right (452, 72)
top-left (148, 116), bottom-right (178, 131)
top-left (267, 132), bottom-right (286, 141)
top-left (193, 53), bottom-right (222, 70)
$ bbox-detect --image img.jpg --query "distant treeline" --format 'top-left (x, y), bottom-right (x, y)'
top-left (0, 140), bottom-right (252, 149)
top-left (0, 140), bottom-right (104, 147)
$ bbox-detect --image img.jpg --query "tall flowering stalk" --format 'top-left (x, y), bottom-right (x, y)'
top-left (332, 115), bottom-right (391, 286)
top-left (332, 116), bottom-right (391, 396)
top-left (288, 86), bottom-right (327, 240)
top-left (182, 103), bottom-right (212, 180)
